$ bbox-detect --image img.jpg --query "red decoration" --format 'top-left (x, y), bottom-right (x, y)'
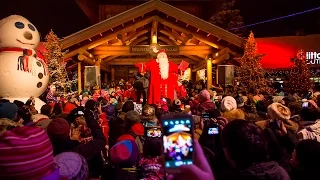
top-left (178, 60), bottom-right (189, 72)
top-left (36, 42), bottom-right (47, 63)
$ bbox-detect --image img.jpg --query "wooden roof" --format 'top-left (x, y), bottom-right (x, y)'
top-left (61, 0), bottom-right (245, 68)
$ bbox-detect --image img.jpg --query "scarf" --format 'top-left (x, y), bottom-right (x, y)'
top-left (0, 47), bottom-right (47, 75)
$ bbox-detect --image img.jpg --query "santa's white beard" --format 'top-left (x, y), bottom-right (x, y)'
top-left (158, 57), bottom-right (169, 79)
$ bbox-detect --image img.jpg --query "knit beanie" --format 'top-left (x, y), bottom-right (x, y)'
top-left (0, 126), bottom-right (56, 180)
top-left (122, 101), bottom-right (134, 113)
top-left (47, 118), bottom-right (70, 140)
top-left (110, 140), bottom-right (138, 167)
top-left (221, 96), bottom-right (237, 112)
top-left (0, 102), bottom-right (18, 120)
top-left (63, 102), bottom-right (77, 114)
top-left (125, 110), bottom-right (141, 124)
top-left (267, 103), bottom-right (291, 121)
top-left (198, 90), bottom-right (210, 103)
top-left (55, 152), bottom-right (88, 180)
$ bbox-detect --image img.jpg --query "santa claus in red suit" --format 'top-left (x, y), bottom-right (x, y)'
top-left (176, 80), bottom-right (187, 99)
top-left (136, 49), bottom-right (179, 104)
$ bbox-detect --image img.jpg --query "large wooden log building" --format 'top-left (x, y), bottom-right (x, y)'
top-left (61, 0), bottom-right (245, 91)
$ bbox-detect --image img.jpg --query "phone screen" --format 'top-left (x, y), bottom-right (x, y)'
top-left (162, 118), bottom-right (194, 168)
top-left (302, 102), bottom-right (309, 108)
top-left (146, 127), bottom-right (162, 138)
top-left (208, 127), bottom-right (219, 135)
top-left (78, 111), bottom-right (84, 115)
top-left (201, 112), bottom-right (210, 121)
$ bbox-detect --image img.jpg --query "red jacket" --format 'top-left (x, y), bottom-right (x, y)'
top-left (99, 113), bottom-right (109, 143)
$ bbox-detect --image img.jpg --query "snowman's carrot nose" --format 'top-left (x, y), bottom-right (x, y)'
top-left (24, 31), bottom-right (33, 40)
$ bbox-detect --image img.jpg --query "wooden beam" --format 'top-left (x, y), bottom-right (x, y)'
top-left (116, 34), bottom-right (125, 45)
top-left (192, 53), bottom-right (230, 72)
top-left (74, 0), bottom-right (99, 24)
top-left (150, 20), bottom-right (158, 44)
top-left (156, 16), bottom-right (220, 49)
top-left (181, 34), bottom-right (193, 45)
top-left (92, 50), bottom-right (212, 56)
top-left (156, 36), bottom-right (177, 45)
top-left (159, 29), bottom-right (183, 42)
top-left (184, 55), bottom-right (202, 62)
top-left (63, 16), bottom-right (153, 59)
top-left (108, 58), bottom-right (185, 65)
top-left (124, 28), bottom-right (149, 42)
top-left (129, 36), bottom-right (148, 45)
top-left (94, 45), bottom-right (212, 51)
top-left (78, 54), bottom-right (109, 72)
top-left (103, 55), bottom-right (121, 62)
top-left (78, 48), bottom-right (94, 58)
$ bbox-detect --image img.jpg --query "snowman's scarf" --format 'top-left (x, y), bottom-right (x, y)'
top-left (0, 47), bottom-right (47, 76)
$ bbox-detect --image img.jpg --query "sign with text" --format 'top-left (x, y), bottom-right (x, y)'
top-left (130, 45), bottom-right (179, 53)
top-left (306, 52), bottom-right (320, 65)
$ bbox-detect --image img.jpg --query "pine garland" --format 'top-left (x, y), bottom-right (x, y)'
top-left (44, 30), bottom-right (77, 97)
top-left (235, 32), bottom-right (274, 94)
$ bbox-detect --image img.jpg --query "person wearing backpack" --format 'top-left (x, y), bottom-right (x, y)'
top-left (117, 110), bottom-right (145, 154)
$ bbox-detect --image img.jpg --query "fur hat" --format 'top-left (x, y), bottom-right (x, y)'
top-left (141, 105), bottom-right (156, 122)
top-left (47, 118), bottom-right (70, 140)
top-left (221, 96), bottom-right (237, 112)
top-left (273, 96), bottom-right (284, 103)
top-left (0, 102), bottom-right (18, 120)
top-left (221, 109), bottom-right (245, 121)
top-left (55, 152), bottom-right (88, 180)
top-left (267, 103), bottom-right (291, 120)
top-left (0, 126), bottom-right (56, 180)
top-left (110, 140), bottom-right (138, 167)
top-left (198, 90), bottom-right (210, 103)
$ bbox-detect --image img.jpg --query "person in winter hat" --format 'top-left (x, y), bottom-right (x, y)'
top-left (117, 111), bottom-right (144, 153)
top-left (0, 126), bottom-right (60, 180)
top-left (0, 102), bottom-right (22, 134)
top-left (191, 90), bottom-right (215, 115)
top-left (141, 104), bottom-right (158, 127)
top-left (0, 101), bottom-right (18, 120)
top-left (221, 96), bottom-right (245, 121)
top-left (221, 120), bottom-right (290, 180)
top-left (55, 152), bottom-right (89, 180)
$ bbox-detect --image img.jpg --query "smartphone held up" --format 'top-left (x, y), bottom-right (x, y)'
top-left (161, 114), bottom-right (194, 173)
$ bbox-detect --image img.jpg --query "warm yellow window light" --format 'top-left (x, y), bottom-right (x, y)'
top-left (152, 34), bottom-right (157, 44)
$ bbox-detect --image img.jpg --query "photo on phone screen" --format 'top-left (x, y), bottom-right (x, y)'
top-left (145, 127), bottom-right (162, 138)
top-left (162, 118), bottom-right (193, 168)
top-left (208, 127), bottom-right (219, 135)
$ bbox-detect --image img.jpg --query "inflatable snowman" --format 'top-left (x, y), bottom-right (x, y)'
top-left (0, 15), bottom-right (49, 111)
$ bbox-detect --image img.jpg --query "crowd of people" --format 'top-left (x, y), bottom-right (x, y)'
top-left (1, 79), bottom-right (320, 180)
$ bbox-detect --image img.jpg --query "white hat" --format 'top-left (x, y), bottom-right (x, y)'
top-left (221, 96), bottom-right (237, 112)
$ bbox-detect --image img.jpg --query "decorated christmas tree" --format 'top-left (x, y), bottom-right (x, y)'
top-left (210, 0), bottom-right (246, 37)
top-left (235, 32), bottom-right (274, 94)
top-left (44, 30), bottom-right (76, 96)
top-left (289, 49), bottom-right (312, 93)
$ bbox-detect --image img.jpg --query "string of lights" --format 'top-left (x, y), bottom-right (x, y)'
top-left (229, 6), bottom-right (320, 30)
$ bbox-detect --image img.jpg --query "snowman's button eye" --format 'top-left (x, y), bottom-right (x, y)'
top-left (28, 24), bottom-right (35, 31)
top-left (15, 22), bottom-right (25, 29)
top-left (36, 61), bottom-right (42, 67)
top-left (37, 82), bottom-right (42, 88)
